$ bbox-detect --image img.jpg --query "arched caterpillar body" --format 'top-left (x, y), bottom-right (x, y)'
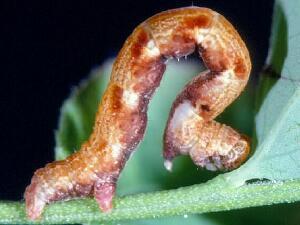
top-left (25, 7), bottom-right (251, 220)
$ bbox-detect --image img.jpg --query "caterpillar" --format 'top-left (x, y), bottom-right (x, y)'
top-left (25, 7), bottom-right (251, 220)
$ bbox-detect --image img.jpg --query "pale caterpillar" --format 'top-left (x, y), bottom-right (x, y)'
top-left (25, 7), bottom-right (251, 220)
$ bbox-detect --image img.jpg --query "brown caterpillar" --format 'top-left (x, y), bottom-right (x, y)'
top-left (25, 7), bottom-right (251, 220)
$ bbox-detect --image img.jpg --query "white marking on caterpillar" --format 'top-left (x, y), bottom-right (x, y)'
top-left (111, 143), bottom-right (122, 159)
top-left (170, 101), bottom-right (201, 130)
top-left (122, 89), bottom-right (139, 108)
top-left (145, 40), bottom-right (160, 56)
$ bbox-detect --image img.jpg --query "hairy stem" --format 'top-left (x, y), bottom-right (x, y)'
top-left (1, 176), bottom-right (300, 224)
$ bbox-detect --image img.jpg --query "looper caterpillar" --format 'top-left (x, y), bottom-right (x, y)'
top-left (25, 7), bottom-right (251, 220)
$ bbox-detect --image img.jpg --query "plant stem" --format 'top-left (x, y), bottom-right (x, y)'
top-left (1, 176), bottom-right (300, 224)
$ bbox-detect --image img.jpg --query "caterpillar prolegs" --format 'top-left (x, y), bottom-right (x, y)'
top-left (25, 7), bottom-right (251, 220)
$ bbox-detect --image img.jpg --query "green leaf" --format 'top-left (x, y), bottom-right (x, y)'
top-left (225, 0), bottom-right (300, 185)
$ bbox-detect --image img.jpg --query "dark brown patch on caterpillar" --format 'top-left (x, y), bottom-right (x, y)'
top-left (131, 29), bottom-right (149, 59)
top-left (234, 57), bottom-right (247, 78)
top-left (110, 84), bottom-right (123, 111)
top-left (199, 45), bottom-right (229, 72)
top-left (184, 14), bottom-right (212, 29)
